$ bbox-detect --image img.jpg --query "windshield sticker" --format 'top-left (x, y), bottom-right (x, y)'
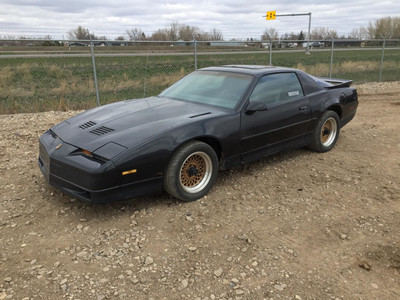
top-left (288, 91), bottom-right (300, 97)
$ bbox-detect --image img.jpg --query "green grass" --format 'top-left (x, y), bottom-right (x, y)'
top-left (0, 49), bottom-right (399, 114)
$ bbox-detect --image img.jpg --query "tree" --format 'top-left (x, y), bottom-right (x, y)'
top-left (280, 32), bottom-right (299, 40)
top-left (348, 27), bottom-right (368, 39)
top-left (261, 28), bottom-right (278, 40)
top-left (148, 23), bottom-right (224, 41)
top-left (126, 28), bottom-right (145, 41)
top-left (298, 31), bottom-right (305, 41)
top-left (169, 22), bottom-right (184, 40)
top-left (367, 17), bottom-right (400, 38)
top-left (68, 26), bottom-right (90, 40)
top-left (179, 25), bottom-right (199, 40)
top-left (196, 32), bottom-right (210, 41)
top-left (150, 22), bottom-right (182, 41)
top-left (209, 28), bottom-right (223, 41)
top-left (311, 27), bottom-right (338, 40)
top-left (151, 28), bottom-right (169, 41)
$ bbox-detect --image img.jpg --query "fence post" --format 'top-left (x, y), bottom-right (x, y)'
top-left (379, 37), bottom-right (386, 82)
top-left (192, 35), bottom-right (198, 70)
top-left (306, 12), bottom-right (312, 54)
top-left (90, 39), bottom-right (100, 107)
top-left (329, 38), bottom-right (335, 78)
top-left (269, 38), bottom-right (272, 66)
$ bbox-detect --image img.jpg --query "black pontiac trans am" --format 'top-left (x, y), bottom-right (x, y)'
top-left (38, 65), bottom-right (358, 203)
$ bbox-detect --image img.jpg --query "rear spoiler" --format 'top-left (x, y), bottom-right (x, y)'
top-left (317, 77), bottom-right (353, 89)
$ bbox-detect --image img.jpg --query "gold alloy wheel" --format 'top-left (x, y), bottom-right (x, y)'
top-left (179, 151), bottom-right (212, 193)
top-left (320, 117), bottom-right (337, 147)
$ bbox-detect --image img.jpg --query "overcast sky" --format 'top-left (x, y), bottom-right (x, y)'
top-left (0, 0), bottom-right (398, 39)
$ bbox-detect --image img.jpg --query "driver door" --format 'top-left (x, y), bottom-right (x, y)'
top-left (240, 72), bottom-right (312, 162)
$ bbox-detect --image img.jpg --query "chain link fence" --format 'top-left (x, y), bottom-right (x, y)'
top-left (0, 38), bottom-right (399, 114)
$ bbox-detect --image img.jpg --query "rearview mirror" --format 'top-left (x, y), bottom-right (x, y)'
top-left (245, 101), bottom-right (268, 114)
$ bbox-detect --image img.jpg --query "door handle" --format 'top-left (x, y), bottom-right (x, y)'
top-left (299, 105), bottom-right (308, 111)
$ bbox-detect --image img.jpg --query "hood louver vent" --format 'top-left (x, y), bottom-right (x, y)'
top-left (79, 121), bottom-right (97, 130)
top-left (190, 112), bottom-right (211, 118)
top-left (90, 126), bottom-right (115, 136)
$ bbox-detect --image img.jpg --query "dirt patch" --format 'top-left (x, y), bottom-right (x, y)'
top-left (1, 82), bottom-right (400, 299)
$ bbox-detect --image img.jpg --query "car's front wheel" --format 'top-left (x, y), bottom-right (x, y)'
top-left (309, 110), bottom-right (340, 152)
top-left (163, 141), bottom-right (218, 201)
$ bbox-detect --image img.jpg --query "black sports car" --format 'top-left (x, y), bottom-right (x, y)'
top-left (38, 65), bottom-right (358, 203)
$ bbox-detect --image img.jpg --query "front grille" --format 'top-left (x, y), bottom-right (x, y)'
top-left (90, 126), bottom-right (114, 136)
top-left (79, 121), bottom-right (97, 130)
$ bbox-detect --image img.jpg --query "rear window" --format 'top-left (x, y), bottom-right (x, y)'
top-left (310, 75), bottom-right (333, 87)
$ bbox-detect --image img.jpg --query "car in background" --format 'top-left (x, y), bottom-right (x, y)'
top-left (310, 41), bottom-right (325, 48)
top-left (68, 42), bottom-right (88, 47)
top-left (38, 65), bottom-right (358, 203)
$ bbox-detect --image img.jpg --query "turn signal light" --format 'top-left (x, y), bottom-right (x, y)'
top-left (82, 149), bottom-right (93, 157)
top-left (122, 169), bottom-right (137, 175)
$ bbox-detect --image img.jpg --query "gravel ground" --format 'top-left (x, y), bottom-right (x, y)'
top-left (1, 82), bottom-right (400, 300)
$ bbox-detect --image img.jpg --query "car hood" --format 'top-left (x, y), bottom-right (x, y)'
top-left (52, 96), bottom-right (224, 153)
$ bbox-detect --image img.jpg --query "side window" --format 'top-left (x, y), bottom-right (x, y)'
top-left (249, 73), bottom-right (304, 105)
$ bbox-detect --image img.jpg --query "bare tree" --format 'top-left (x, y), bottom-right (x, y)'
top-left (209, 28), bottom-right (223, 41)
top-left (179, 25), bottom-right (199, 40)
top-left (126, 28), bottom-right (145, 41)
top-left (348, 27), bottom-right (369, 39)
top-left (311, 27), bottom-right (338, 40)
top-left (281, 32), bottom-right (300, 40)
top-left (261, 28), bottom-right (279, 40)
top-left (367, 17), bottom-right (400, 38)
top-left (168, 22), bottom-right (181, 40)
top-left (149, 23), bottom-right (224, 41)
top-left (68, 26), bottom-right (90, 40)
top-left (196, 32), bottom-right (210, 41)
top-left (151, 28), bottom-right (169, 41)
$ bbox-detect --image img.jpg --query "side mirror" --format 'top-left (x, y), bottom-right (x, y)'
top-left (245, 101), bottom-right (268, 114)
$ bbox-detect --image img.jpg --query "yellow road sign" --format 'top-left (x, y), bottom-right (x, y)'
top-left (266, 11), bottom-right (276, 20)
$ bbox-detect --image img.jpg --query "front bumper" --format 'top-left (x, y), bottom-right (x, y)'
top-left (39, 166), bottom-right (162, 203)
top-left (38, 130), bottom-right (162, 203)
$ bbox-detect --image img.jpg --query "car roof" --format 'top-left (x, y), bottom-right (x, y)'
top-left (199, 65), bottom-right (299, 76)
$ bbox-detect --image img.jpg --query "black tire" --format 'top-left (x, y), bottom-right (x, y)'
top-left (163, 141), bottom-right (218, 202)
top-left (309, 110), bottom-right (341, 153)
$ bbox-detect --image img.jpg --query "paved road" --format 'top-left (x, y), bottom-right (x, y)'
top-left (0, 47), bottom-right (395, 59)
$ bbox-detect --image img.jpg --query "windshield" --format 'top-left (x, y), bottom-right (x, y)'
top-left (159, 70), bottom-right (253, 109)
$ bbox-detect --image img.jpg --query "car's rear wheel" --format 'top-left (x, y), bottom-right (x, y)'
top-left (163, 141), bottom-right (218, 201)
top-left (309, 110), bottom-right (340, 152)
